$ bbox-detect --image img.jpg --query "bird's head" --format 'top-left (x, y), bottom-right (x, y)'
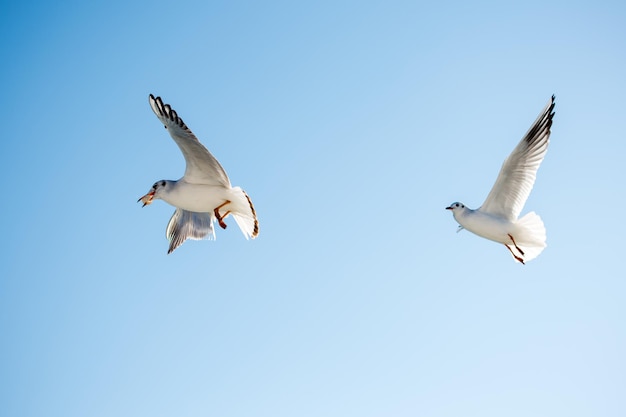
top-left (445, 202), bottom-right (466, 212)
top-left (138, 180), bottom-right (168, 207)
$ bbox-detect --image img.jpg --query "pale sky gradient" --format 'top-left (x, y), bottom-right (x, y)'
top-left (1, 1), bottom-right (625, 416)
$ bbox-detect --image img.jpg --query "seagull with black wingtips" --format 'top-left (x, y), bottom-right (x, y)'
top-left (139, 94), bottom-right (259, 254)
top-left (446, 96), bottom-right (555, 264)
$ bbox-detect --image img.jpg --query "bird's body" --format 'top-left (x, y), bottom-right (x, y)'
top-left (448, 205), bottom-right (547, 263)
top-left (452, 208), bottom-right (517, 242)
top-left (156, 180), bottom-right (233, 213)
top-left (139, 94), bottom-right (259, 253)
top-left (446, 96), bottom-right (555, 264)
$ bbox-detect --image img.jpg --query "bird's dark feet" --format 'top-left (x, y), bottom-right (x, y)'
top-left (504, 244), bottom-right (525, 264)
top-left (507, 234), bottom-right (525, 256)
top-left (214, 201), bottom-right (232, 230)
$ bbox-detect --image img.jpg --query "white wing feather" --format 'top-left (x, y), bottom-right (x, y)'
top-left (149, 94), bottom-right (231, 187)
top-left (479, 96), bottom-right (555, 220)
top-left (166, 209), bottom-right (216, 254)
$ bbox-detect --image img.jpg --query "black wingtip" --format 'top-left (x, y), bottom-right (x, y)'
top-left (147, 94), bottom-right (189, 130)
top-left (545, 95), bottom-right (556, 122)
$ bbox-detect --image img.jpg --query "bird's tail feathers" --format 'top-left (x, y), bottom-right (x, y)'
top-left (512, 211), bottom-right (547, 262)
top-left (228, 187), bottom-right (259, 240)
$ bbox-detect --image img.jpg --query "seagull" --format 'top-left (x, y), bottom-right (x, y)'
top-left (446, 96), bottom-right (555, 264)
top-left (138, 94), bottom-right (259, 254)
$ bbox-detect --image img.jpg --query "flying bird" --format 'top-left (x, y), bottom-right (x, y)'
top-left (446, 96), bottom-right (555, 264)
top-left (139, 94), bottom-right (259, 254)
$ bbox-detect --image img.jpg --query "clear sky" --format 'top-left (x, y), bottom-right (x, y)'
top-left (1, 1), bottom-right (625, 416)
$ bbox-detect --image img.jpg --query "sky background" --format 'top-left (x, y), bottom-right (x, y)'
top-left (1, 1), bottom-right (625, 416)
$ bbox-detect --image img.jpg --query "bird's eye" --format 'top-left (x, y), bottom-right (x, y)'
top-left (161, 181), bottom-right (166, 186)
top-left (455, 203), bottom-right (459, 207)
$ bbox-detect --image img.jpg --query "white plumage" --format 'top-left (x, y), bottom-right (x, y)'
top-left (446, 96), bottom-right (555, 264)
top-left (139, 94), bottom-right (259, 254)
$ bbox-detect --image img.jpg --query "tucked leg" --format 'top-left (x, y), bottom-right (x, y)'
top-left (507, 234), bottom-right (525, 256)
top-left (214, 200), bottom-right (231, 230)
top-left (504, 244), bottom-right (525, 264)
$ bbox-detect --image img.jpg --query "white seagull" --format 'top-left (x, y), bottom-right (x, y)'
top-left (139, 94), bottom-right (259, 254)
top-left (446, 96), bottom-right (555, 264)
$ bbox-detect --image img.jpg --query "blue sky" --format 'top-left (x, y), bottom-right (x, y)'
top-left (1, 1), bottom-right (625, 416)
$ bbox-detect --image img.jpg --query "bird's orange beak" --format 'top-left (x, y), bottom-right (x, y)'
top-left (138, 191), bottom-right (155, 207)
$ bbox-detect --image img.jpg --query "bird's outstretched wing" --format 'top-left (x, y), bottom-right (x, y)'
top-left (479, 96), bottom-right (555, 220)
top-left (149, 94), bottom-right (231, 187)
top-left (166, 209), bottom-right (215, 254)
